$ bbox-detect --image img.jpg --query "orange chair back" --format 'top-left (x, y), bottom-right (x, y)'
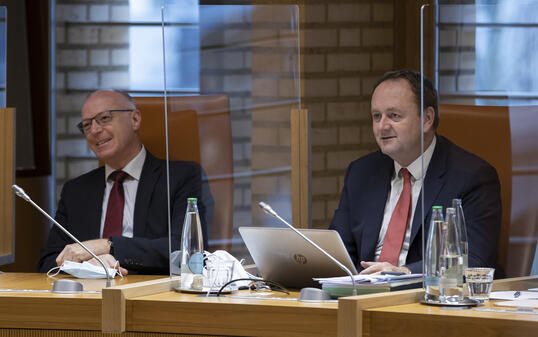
top-left (438, 104), bottom-right (511, 274)
top-left (134, 95), bottom-right (234, 251)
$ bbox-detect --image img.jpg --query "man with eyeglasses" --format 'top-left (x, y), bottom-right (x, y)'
top-left (37, 89), bottom-right (208, 275)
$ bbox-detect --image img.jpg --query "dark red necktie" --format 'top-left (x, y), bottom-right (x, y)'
top-left (103, 170), bottom-right (128, 238)
top-left (379, 168), bottom-right (412, 265)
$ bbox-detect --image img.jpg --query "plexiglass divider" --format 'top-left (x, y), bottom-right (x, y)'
top-left (435, 2), bottom-right (538, 280)
top-left (157, 3), bottom-right (301, 274)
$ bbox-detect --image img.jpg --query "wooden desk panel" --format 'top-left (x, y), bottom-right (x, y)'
top-left (0, 273), bottom-right (160, 331)
top-left (126, 291), bottom-right (338, 337)
top-left (345, 276), bottom-right (538, 337)
top-left (365, 301), bottom-right (538, 337)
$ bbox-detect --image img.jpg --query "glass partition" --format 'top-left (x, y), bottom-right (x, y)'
top-left (435, 1), bottom-right (538, 277)
top-left (155, 3), bottom-right (300, 270)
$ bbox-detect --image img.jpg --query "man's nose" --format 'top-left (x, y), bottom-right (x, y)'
top-left (379, 115), bottom-right (391, 129)
top-left (88, 119), bottom-right (102, 134)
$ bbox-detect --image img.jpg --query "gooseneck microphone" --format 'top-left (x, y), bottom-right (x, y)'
top-left (258, 202), bottom-right (357, 296)
top-left (12, 184), bottom-right (112, 288)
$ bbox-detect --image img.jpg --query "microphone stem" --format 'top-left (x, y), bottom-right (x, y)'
top-left (26, 198), bottom-right (112, 287)
top-left (272, 213), bottom-right (357, 296)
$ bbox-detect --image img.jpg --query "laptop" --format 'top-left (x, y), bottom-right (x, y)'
top-left (239, 227), bottom-right (358, 288)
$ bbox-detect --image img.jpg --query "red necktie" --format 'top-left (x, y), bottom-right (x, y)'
top-left (379, 168), bottom-right (412, 265)
top-left (103, 170), bottom-right (128, 238)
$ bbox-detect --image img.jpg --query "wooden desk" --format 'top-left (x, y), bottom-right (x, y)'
top-left (0, 273), bottom-right (338, 337)
top-left (339, 276), bottom-right (538, 337)
top-left (123, 289), bottom-right (337, 337)
top-left (0, 273), bottom-right (161, 335)
top-left (5, 273), bottom-right (535, 337)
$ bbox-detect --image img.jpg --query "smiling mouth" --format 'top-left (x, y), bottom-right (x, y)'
top-left (96, 138), bottom-right (111, 147)
top-left (381, 136), bottom-right (396, 140)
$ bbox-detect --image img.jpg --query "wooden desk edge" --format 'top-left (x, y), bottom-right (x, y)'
top-left (101, 276), bottom-right (180, 333)
top-left (337, 288), bottom-right (424, 337)
top-left (337, 276), bottom-right (538, 337)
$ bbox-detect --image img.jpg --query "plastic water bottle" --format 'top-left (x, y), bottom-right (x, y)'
top-left (439, 207), bottom-right (464, 303)
top-left (452, 199), bottom-right (468, 271)
top-left (180, 198), bottom-right (204, 291)
top-left (425, 206), bottom-right (444, 302)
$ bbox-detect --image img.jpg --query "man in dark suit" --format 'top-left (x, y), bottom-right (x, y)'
top-left (329, 70), bottom-right (501, 274)
top-left (38, 90), bottom-right (207, 275)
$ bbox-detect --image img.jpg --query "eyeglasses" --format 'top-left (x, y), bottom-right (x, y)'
top-left (77, 109), bottom-right (133, 134)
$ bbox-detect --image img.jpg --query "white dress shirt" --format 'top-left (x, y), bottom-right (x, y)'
top-left (374, 136), bottom-right (437, 266)
top-left (100, 146), bottom-right (146, 238)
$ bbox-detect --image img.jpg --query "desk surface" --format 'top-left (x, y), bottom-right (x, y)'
top-left (349, 276), bottom-right (538, 337)
top-left (2, 273), bottom-right (536, 337)
top-left (0, 273), bottom-right (160, 331)
top-left (0, 273), bottom-right (338, 336)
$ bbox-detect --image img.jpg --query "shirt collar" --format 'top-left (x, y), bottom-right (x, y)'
top-left (394, 135), bottom-right (437, 181)
top-left (105, 146), bottom-right (146, 182)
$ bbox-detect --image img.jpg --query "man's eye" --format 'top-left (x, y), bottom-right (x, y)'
top-left (99, 115), bottom-right (112, 123)
top-left (372, 113), bottom-right (381, 120)
top-left (391, 113), bottom-right (401, 119)
top-left (82, 122), bottom-right (92, 129)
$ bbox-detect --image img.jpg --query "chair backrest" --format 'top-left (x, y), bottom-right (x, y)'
top-left (437, 104), bottom-right (511, 276)
top-left (134, 95), bottom-right (234, 252)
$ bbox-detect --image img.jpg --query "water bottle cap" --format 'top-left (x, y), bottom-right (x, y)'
top-left (187, 197), bottom-right (197, 202)
top-left (432, 206), bottom-right (443, 209)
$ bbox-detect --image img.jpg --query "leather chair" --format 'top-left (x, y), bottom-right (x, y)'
top-left (437, 104), bottom-right (511, 277)
top-left (134, 95), bottom-right (234, 252)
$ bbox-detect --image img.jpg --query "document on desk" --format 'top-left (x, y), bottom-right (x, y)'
top-left (314, 274), bottom-right (423, 297)
top-left (314, 273), bottom-right (423, 285)
top-left (490, 291), bottom-right (538, 300)
top-left (494, 299), bottom-right (538, 309)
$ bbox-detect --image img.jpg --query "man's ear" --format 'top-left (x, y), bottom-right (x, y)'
top-left (131, 109), bottom-right (142, 131)
top-left (423, 106), bottom-right (435, 133)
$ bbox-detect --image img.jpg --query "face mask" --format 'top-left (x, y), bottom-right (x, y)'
top-left (48, 260), bottom-right (122, 279)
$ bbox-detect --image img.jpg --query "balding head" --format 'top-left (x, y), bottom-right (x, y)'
top-left (80, 90), bottom-right (142, 169)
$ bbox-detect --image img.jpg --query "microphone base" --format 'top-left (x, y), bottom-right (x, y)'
top-left (52, 279), bottom-right (84, 293)
top-left (298, 287), bottom-right (333, 302)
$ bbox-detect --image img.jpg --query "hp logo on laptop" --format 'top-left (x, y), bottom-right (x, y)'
top-left (293, 254), bottom-right (307, 264)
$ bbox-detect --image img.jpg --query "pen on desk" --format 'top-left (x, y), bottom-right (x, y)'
top-left (514, 291), bottom-right (521, 298)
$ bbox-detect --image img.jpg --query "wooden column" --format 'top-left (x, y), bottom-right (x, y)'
top-left (291, 108), bottom-right (310, 228)
top-left (0, 108), bottom-right (15, 264)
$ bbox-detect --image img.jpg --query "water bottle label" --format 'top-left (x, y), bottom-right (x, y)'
top-left (188, 252), bottom-right (204, 274)
top-left (440, 277), bottom-right (457, 288)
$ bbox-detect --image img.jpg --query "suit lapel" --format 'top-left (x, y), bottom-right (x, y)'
top-left (87, 168), bottom-right (106, 239)
top-left (133, 152), bottom-right (161, 237)
top-left (410, 136), bottom-right (448, 243)
top-left (361, 154), bottom-right (393, 261)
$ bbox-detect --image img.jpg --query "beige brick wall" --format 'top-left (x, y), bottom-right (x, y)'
top-left (301, 0), bottom-right (394, 229)
top-left (55, 0), bottom-right (130, 198)
top-left (438, 3), bottom-right (477, 102)
top-left (54, 1), bottom-right (420, 234)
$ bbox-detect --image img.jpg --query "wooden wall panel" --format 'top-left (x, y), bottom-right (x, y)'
top-left (0, 108), bottom-right (14, 264)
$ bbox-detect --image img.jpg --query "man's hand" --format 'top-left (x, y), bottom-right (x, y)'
top-left (359, 261), bottom-right (411, 275)
top-left (88, 254), bottom-right (128, 276)
top-left (56, 238), bottom-right (111, 266)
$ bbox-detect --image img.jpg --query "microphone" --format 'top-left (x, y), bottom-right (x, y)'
top-left (258, 202), bottom-right (357, 296)
top-left (12, 184), bottom-right (112, 288)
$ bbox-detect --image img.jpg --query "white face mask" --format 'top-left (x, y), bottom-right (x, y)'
top-left (47, 260), bottom-right (122, 279)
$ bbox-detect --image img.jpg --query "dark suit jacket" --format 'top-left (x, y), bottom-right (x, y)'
top-left (329, 135), bottom-right (501, 273)
top-left (37, 152), bottom-right (208, 274)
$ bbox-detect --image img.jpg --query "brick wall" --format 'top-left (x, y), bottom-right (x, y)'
top-left (438, 2), bottom-right (476, 104)
top-left (54, 0), bottom-right (400, 233)
top-left (55, 0), bottom-right (130, 199)
top-left (301, 1), bottom-right (394, 229)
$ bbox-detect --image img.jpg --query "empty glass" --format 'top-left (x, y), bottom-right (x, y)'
top-left (465, 267), bottom-right (495, 301)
